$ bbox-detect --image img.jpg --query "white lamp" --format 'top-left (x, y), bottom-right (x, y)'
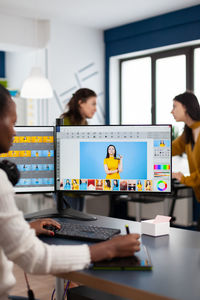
top-left (20, 67), bottom-right (53, 99)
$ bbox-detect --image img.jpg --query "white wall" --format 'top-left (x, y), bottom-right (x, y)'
top-left (48, 20), bottom-right (105, 125)
top-left (3, 17), bottom-right (105, 125)
top-left (0, 14), bottom-right (50, 50)
top-left (6, 50), bottom-right (45, 90)
top-left (5, 49), bottom-right (46, 125)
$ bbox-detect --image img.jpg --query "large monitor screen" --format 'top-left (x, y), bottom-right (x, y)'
top-left (0, 126), bottom-right (55, 193)
top-left (56, 125), bottom-right (172, 193)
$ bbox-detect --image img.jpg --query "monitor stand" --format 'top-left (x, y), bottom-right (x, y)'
top-left (25, 191), bottom-right (97, 221)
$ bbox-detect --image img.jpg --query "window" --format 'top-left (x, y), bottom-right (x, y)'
top-left (194, 47), bottom-right (200, 101)
top-left (120, 45), bottom-right (199, 135)
top-left (121, 57), bottom-right (151, 124)
top-left (156, 55), bottom-right (186, 133)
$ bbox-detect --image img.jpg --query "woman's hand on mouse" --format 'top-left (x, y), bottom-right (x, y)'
top-left (172, 172), bottom-right (183, 182)
top-left (30, 218), bottom-right (61, 236)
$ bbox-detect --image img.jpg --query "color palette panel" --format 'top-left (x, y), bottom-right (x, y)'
top-left (154, 165), bottom-right (170, 170)
top-left (157, 180), bottom-right (168, 191)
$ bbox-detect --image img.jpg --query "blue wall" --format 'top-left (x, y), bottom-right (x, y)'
top-left (0, 51), bottom-right (5, 78)
top-left (104, 5), bottom-right (200, 124)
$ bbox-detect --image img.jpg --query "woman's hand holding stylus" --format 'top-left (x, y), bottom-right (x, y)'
top-left (89, 233), bottom-right (140, 262)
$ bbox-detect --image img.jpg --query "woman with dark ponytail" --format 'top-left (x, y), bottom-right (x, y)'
top-left (171, 91), bottom-right (200, 211)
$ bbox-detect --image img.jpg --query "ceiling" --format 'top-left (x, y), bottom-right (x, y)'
top-left (0, 0), bottom-right (200, 30)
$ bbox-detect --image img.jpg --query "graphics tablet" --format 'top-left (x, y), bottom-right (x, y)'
top-left (92, 245), bottom-right (152, 271)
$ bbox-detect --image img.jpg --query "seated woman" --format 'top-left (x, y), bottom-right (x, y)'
top-left (104, 145), bottom-right (123, 179)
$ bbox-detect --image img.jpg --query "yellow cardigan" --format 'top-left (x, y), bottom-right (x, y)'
top-left (172, 121), bottom-right (200, 202)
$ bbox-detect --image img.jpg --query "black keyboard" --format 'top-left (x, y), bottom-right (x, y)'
top-left (45, 222), bottom-right (121, 242)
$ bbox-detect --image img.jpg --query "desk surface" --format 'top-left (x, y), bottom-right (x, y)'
top-left (41, 215), bottom-right (200, 300)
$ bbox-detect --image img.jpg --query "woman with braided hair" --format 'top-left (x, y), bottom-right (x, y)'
top-left (0, 83), bottom-right (141, 299)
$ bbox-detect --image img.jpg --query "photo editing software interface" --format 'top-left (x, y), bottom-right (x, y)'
top-left (56, 125), bottom-right (171, 193)
top-left (0, 126), bottom-right (54, 193)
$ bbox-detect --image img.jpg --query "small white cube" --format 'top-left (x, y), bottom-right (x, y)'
top-left (141, 219), bottom-right (170, 237)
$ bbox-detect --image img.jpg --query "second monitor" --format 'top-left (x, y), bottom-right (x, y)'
top-left (0, 126), bottom-right (55, 193)
top-left (56, 125), bottom-right (172, 194)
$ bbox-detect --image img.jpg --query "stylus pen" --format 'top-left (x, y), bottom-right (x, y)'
top-left (125, 224), bottom-right (130, 234)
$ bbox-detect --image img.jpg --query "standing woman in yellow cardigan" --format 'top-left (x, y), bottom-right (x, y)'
top-left (171, 91), bottom-right (200, 205)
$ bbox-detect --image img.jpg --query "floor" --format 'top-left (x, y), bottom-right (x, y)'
top-left (11, 264), bottom-right (55, 300)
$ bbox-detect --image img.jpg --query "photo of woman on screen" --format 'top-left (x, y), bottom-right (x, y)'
top-left (72, 179), bottom-right (79, 190)
top-left (145, 180), bottom-right (152, 191)
top-left (104, 179), bottom-right (111, 191)
top-left (96, 179), bottom-right (103, 191)
top-left (112, 179), bottom-right (119, 191)
top-left (104, 145), bottom-right (123, 179)
top-left (128, 180), bottom-right (136, 191)
top-left (64, 179), bottom-right (71, 190)
top-left (79, 179), bottom-right (88, 190)
top-left (137, 180), bottom-right (143, 191)
top-left (160, 140), bottom-right (165, 147)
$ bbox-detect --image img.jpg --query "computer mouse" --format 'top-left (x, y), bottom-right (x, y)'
top-left (43, 224), bottom-right (60, 233)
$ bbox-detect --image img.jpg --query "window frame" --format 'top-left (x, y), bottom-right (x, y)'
top-left (119, 45), bottom-right (200, 125)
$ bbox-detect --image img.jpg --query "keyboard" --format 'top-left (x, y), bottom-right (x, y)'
top-left (45, 221), bottom-right (121, 242)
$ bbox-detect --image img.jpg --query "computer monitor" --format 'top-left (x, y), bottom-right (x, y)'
top-left (3, 125), bottom-right (171, 221)
top-left (0, 125), bottom-right (95, 221)
top-left (0, 126), bottom-right (55, 193)
top-left (56, 125), bottom-right (172, 194)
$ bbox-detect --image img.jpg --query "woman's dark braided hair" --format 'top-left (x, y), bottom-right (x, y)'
top-left (0, 83), bottom-right (11, 117)
top-left (0, 84), bottom-right (20, 185)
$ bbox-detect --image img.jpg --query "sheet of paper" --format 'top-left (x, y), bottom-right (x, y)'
top-left (153, 215), bottom-right (171, 224)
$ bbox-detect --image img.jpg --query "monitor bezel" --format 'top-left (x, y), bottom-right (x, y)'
top-left (55, 124), bottom-right (172, 195)
top-left (7, 125), bottom-right (55, 194)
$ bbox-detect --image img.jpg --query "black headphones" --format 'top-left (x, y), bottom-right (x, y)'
top-left (0, 160), bottom-right (20, 186)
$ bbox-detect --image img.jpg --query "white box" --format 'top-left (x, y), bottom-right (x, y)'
top-left (141, 219), bottom-right (170, 237)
